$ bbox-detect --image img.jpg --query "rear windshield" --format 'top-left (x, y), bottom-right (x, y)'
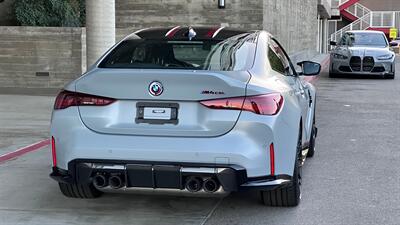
top-left (344, 33), bottom-right (388, 47)
top-left (98, 34), bottom-right (256, 71)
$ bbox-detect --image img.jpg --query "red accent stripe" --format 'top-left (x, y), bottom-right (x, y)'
top-left (166, 26), bottom-right (181, 38)
top-left (269, 143), bottom-right (275, 175)
top-left (206, 27), bottom-right (219, 38)
top-left (339, 0), bottom-right (360, 11)
top-left (0, 139), bottom-right (50, 163)
top-left (340, 10), bottom-right (359, 22)
top-left (367, 27), bottom-right (390, 34)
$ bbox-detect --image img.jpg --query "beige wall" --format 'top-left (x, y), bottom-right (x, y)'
top-left (0, 26), bottom-right (85, 88)
top-left (263, 0), bottom-right (318, 55)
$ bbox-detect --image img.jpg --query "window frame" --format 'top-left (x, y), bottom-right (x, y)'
top-left (268, 38), bottom-right (297, 76)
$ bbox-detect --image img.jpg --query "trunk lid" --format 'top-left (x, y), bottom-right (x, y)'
top-left (75, 69), bottom-right (250, 137)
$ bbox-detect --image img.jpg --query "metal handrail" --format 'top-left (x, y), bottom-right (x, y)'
top-left (345, 2), bottom-right (370, 18)
top-left (330, 12), bottom-right (371, 42)
top-left (330, 10), bottom-right (400, 42)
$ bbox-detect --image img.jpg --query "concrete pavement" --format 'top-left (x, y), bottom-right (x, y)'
top-left (0, 58), bottom-right (399, 225)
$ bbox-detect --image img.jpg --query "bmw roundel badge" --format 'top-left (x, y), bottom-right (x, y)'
top-left (149, 81), bottom-right (163, 96)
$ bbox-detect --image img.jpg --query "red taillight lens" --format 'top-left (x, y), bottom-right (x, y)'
top-left (200, 93), bottom-right (283, 115)
top-left (54, 90), bottom-right (116, 110)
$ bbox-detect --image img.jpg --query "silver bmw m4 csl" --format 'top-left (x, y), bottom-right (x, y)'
top-left (329, 30), bottom-right (396, 79)
top-left (50, 26), bottom-right (321, 207)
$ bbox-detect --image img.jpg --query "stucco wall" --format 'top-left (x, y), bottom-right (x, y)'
top-left (0, 26), bottom-right (85, 88)
top-left (263, 0), bottom-right (318, 57)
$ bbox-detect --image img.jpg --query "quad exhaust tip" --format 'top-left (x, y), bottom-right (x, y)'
top-left (185, 176), bottom-right (203, 192)
top-left (185, 176), bottom-right (220, 193)
top-left (203, 178), bottom-right (220, 193)
top-left (93, 174), bottom-right (108, 188)
top-left (93, 173), bottom-right (220, 192)
top-left (109, 175), bottom-right (124, 189)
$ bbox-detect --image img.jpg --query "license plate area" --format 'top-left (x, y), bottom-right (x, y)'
top-left (136, 102), bottom-right (179, 125)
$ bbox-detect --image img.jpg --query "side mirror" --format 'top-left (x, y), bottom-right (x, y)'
top-left (330, 41), bottom-right (337, 46)
top-left (390, 42), bottom-right (398, 47)
top-left (297, 61), bottom-right (321, 76)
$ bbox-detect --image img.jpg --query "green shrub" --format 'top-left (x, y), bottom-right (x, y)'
top-left (14, 0), bottom-right (85, 27)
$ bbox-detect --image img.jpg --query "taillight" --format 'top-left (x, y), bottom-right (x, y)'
top-left (54, 90), bottom-right (116, 110)
top-left (200, 93), bottom-right (283, 115)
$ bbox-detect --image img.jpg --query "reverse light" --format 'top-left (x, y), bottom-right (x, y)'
top-left (377, 54), bottom-right (394, 60)
top-left (51, 136), bottom-right (57, 167)
top-left (54, 90), bottom-right (116, 110)
top-left (200, 93), bottom-right (284, 115)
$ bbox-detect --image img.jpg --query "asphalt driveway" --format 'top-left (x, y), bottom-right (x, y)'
top-left (0, 57), bottom-right (399, 225)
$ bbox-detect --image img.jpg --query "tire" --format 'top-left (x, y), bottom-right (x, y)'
top-left (261, 128), bottom-right (302, 207)
top-left (58, 182), bottom-right (103, 198)
top-left (328, 64), bottom-right (336, 78)
top-left (329, 72), bottom-right (337, 78)
top-left (307, 126), bottom-right (316, 157)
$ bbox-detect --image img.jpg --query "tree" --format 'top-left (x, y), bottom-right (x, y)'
top-left (14, 0), bottom-right (85, 27)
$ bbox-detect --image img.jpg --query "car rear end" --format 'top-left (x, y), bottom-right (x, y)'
top-left (50, 27), bottom-right (292, 194)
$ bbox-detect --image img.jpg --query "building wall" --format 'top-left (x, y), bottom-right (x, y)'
top-left (263, 0), bottom-right (318, 57)
top-left (0, 0), bottom-right (16, 26)
top-left (116, 0), bottom-right (264, 30)
top-left (116, 0), bottom-right (319, 57)
top-left (0, 1), bottom-right (321, 89)
top-left (359, 0), bottom-right (400, 11)
top-left (0, 26), bottom-right (84, 88)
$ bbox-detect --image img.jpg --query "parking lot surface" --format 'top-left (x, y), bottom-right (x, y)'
top-left (0, 59), bottom-right (399, 225)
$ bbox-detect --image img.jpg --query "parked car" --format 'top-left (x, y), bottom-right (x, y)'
top-left (329, 30), bottom-right (395, 79)
top-left (50, 26), bottom-right (320, 207)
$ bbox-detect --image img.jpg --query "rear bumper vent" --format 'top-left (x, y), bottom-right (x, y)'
top-left (350, 56), bottom-right (361, 71)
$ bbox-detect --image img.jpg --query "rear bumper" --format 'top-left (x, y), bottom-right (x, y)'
top-left (51, 107), bottom-right (299, 178)
top-left (50, 160), bottom-right (292, 192)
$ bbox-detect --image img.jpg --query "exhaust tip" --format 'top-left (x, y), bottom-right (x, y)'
top-left (109, 175), bottom-right (123, 189)
top-left (203, 178), bottom-right (220, 193)
top-left (93, 174), bottom-right (108, 188)
top-left (185, 176), bottom-right (203, 192)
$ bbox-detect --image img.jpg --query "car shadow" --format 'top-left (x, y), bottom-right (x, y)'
top-left (330, 74), bottom-right (392, 80)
